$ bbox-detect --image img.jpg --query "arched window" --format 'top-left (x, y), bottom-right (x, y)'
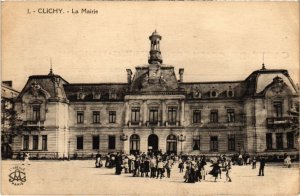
top-left (130, 134), bottom-right (140, 154)
top-left (166, 134), bottom-right (177, 154)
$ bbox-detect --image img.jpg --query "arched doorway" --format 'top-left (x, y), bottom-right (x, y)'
top-left (130, 134), bottom-right (140, 155)
top-left (148, 134), bottom-right (159, 155)
top-left (166, 134), bottom-right (177, 155)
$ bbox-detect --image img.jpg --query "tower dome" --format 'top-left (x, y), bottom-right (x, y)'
top-left (148, 30), bottom-right (163, 64)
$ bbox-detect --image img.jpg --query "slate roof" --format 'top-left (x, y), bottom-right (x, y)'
top-left (63, 83), bottom-right (129, 102)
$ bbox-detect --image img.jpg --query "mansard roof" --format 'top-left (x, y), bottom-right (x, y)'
top-left (244, 68), bottom-right (298, 97)
top-left (130, 64), bottom-right (179, 92)
top-left (180, 80), bottom-right (246, 99)
top-left (17, 74), bottom-right (69, 101)
top-left (63, 83), bottom-right (128, 102)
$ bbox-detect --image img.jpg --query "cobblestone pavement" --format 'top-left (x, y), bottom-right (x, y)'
top-left (1, 160), bottom-right (299, 195)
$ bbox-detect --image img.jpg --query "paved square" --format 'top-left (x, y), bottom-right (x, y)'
top-left (1, 160), bottom-right (299, 195)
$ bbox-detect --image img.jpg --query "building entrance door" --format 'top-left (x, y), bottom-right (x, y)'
top-left (148, 134), bottom-right (159, 155)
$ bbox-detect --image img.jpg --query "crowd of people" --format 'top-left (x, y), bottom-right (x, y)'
top-left (95, 152), bottom-right (236, 183)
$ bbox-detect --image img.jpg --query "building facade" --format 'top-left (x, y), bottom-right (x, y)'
top-left (1, 81), bottom-right (19, 158)
top-left (11, 31), bottom-right (299, 159)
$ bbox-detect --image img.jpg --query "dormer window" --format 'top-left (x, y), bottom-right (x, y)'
top-left (93, 92), bottom-right (101, 99)
top-left (227, 86), bottom-right (234, 98)
top-left (210, 87), bottom-right (218, 98)
top-left (77, 87), bottom-right (85, 100)
top-left (77, 92), bottom-right (85, 100)
top-left (193, 87), bottom-right (201, 98)
top-left (211, 91), bottom-right (217, 97)
top-left (109, 89), bottom-right (117, 100)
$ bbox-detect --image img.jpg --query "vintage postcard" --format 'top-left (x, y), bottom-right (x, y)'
top-left (1, 1), bottom-right (299, 195)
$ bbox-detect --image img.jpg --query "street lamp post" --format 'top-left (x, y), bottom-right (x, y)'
top-left (120, 133), bottom-right (128, 154)
top-left (68, 141), bottom-right (71, 161)
top-left (178, 134), bottom-right (186, 155)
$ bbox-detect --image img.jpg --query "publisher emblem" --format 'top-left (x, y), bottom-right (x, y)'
top-left (8, 166), bottom-right (26, 186)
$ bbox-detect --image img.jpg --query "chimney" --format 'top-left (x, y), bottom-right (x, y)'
top-left (2, 81), bottom-right (12, 87)
top-left (179, 68), bottom-right (184, 82)
top-left (126, 69), bottom-right (132, 84)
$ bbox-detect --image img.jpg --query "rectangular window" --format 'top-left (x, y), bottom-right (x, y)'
top-left (32, 105), bottom-right (40, 121)
top-left (77, 111), bottom-right (84, 124)
top-left (109, 111), bottom-right (116, 123)
top-left (168, 107), bottom-right (177, 125)
top-left (108, 135), bottom-right (116, 150)
top-left (193, 110), bottom-right (201, 124)
top-left (266, 133), bottom-right (272, 150)
top-left (287, 132), bottom-right (294, 149)
top-left (273, 101), bottom-right (283, 117)
top-left (192, 136), bottom-right (200, 150)
top-left (93, 111), bottom-right (100, 124)
top-left (227, 109), bottom-right (235, 123)
top-left (32, 135), bottom-right (39, 150)
top-left (210, 136), bottom-right (218, 151)
top-left (92, 136), bottom-right (100, 150)
top-left (42, 135), bottom-right (47, 150)
top-left (77, 136), bottom-right (83, 150)
top-left (131, 108), bottom-right (140, 124)
top-left (228, 135), bottom-right (235, 151)
top-left (210, 110), bottom-right (218, 123)
top-left (276, 133), bottom-right (283, 149)
top-left (23, 135), bottom-right (29, 150)
top-left (149, 109), bottom-right (158, 125)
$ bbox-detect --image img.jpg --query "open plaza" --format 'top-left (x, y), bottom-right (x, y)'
top-left (1, 159), bottom-right (299, 195)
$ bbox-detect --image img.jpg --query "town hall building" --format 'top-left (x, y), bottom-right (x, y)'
top-left (11, 31), bottom-right (299, 158)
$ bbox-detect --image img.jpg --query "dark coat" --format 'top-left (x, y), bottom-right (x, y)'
top-left (260, 158), bottom-right (265, 167)
top-left (144, 160), bottom-right (150, 172)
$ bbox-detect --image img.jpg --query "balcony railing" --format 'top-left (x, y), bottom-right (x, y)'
top-left (23, 121), bottom-right (45, 130)
top-left (165, 121), bottom-right (180, 127)
top-left (128, 121), bottom-right (142, 126)
top-left (266, 117), bottom-right (298, 129)
top-left (146, 121), bottom-right (162, 127)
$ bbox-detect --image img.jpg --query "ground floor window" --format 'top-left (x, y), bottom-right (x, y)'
top-left (210, 136), bottom-right (218, 151)
top-left (166, 134), bottom-right (177, 154)
top-left (108, 135), bottom-right (116, 150)
top-left (32, 135), bottom-right (39, 150)
top-left (276, 133), bottom-right (283, 149)
top-left (130, 134), bottom-right (140, 153)
top-left (228, 135), bottom-right (235, 151)
top-left (92, 136), bottom-right (100, 150)
top-left (23, 135), bottom-right (29, 150)
top-left (192, 136), bottom-right (200, 150)
top-left (266, 133), bottom-right (272, 150)
top-left (77, 136), bottom-right (83, 150)
top-left (42, 135), bottom-right (47, 150)
top-left (287, 132), bottom-right (294, 149)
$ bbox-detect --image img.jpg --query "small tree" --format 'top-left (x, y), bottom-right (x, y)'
top-left (1, 97), bottom-right (23, 158)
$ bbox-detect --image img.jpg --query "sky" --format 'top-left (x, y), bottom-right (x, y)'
top-left (2, 1), bottom-right (299, 91)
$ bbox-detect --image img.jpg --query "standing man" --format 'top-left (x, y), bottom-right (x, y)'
top-left (258, 156), bottom-right (265, 176)
top-left (252, 156), bottom-right (257, 169)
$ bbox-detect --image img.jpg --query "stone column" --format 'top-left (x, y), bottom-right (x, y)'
top-left (283, 133), bottom-right (287, 149)
top-left (29, 135), bottom-right (33, 150)
top-left (180, 100), bottom-right (185, 126)
top-left (143, 100), bottom-right (147, 125)
top-left (123, 138), bottom-right (129, 154)
top-left (272, 133), bottom-right (276, 149)
top-left (125, 102), bottom-right (130, 125)
top-left (161, 100), bottom-right (166, 126)
top-left (38, 135), bottom-right (43, 150)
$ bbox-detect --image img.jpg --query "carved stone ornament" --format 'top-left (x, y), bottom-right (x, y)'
top-left (271, 76), bottom-right (285, 94)
top-left (31, 81), bottom-right (41, 97)
top-left (193, 87), bottom-right (201, 98)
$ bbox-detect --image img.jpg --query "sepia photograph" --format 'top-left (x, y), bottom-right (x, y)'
top-left (1, 1), bottom-right (299, 195)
